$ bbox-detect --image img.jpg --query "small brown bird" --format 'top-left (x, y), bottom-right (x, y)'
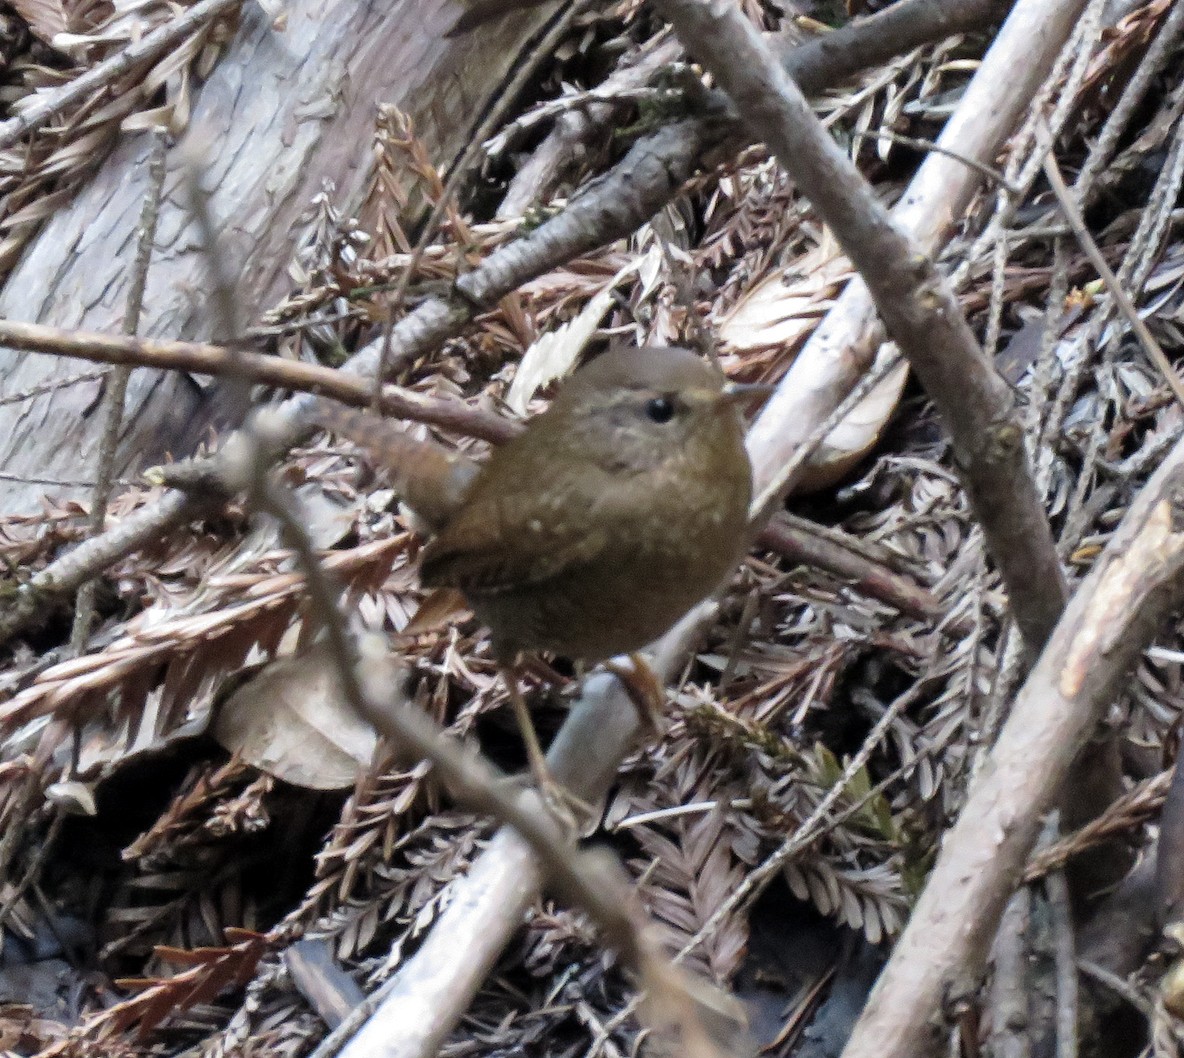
top-left (313, 347), bottom-right (756, 792)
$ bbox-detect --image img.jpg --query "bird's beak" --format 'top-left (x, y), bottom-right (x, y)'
top-left (720, 381), bottom-right (776, 407)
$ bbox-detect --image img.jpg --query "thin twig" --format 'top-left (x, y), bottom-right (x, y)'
top-left (758, 514), bottom-right (963, 630)
top-left (0, 371), bottom-right (107, 408)
top-left (1077, 960), bottom-right (1155, 1020)
top-left (852, 128), bottom-right (1019, 193)
top-left (1075, 0), bottom-right (1184, 203)
top-left (0, 490), bottom-right (207, 646)
top-left (0, 0), bottom-right (242, 151)
top-left (70, 128), bottom-right (169, 651)
top-left (0, 811), bottom-right (63, 937)
top-left (1047, 857), bottom-right (1080, 1058)
top-left (0, 470), bottom-right (133, 488)
top-left (750, 350), bottom-right (903, 524)
top-left (183, 151), bottom-right (249, 422)
top-left (371, 0), bottom-right (595, 400)
top-left (1038, 815), bottom-right (1080, 1058)
top-left (1039, 128), bottom-right (1184, 411)
top-left (0, 319), bottom-right (515, 445)
top-left (1156, 754), bottom-right (1184, 926)
top-left (989, 889), bottom-right (1033, 1058)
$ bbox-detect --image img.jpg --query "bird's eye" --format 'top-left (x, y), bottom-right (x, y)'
top-left (644, 396), bottom-right (676, 423)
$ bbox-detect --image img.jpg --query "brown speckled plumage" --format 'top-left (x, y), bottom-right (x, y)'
top-left (418, 347), bottom-right (753, 662)
top-left (313, 347), bottom-right (753, 665)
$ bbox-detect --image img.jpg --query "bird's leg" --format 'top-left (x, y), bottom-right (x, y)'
top-left (499, 665), bottom-right (593, 824)
top-left (500, 666), bottom-right (550, 790)
top-left (603, 652), bottom-right (666, 736)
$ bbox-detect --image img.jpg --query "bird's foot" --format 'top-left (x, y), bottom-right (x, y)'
top-left (500, 664), bottom-right (596, 831)
top-left (497, 765), bottom-right (596, 832)
top-left (534, 770), bottom-right (598, 833)
top-left (604, 653), bottom-right (667, 737)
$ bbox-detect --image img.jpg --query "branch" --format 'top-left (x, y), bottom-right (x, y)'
top-left (759, 515), bottom-right (962, 631)
top-left (500, 0), bottom-right (1009, 216)
top-left (0, 318), bottom-right (515, 445)
top-left (657, 0), bottom-right (1067, 655)
top-left (1040, 136), bottom-right (1184, 409)
top-left (0, 0), bottom-right (243, 151)
top-left (840, 434), bottom-right (1184, 1058)
top-left (70, 128), bottom-right (169, 651)
top-left (0, 490), bottom-right (207, 645)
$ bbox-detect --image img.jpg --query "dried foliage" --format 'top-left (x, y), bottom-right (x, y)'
top-left (0, 0), bottom-right (240, 275)
top-left (2, 1), bottom-right (1184, 1056)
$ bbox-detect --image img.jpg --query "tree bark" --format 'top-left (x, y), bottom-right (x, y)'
top-left (0, 0), bottom-right (552, 512)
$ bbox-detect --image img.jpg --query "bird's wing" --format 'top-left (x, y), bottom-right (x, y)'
top-left (418, 476), bottom-right (609, 594)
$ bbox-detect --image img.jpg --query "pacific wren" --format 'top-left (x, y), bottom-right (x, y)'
top-left (418, 347), bottom-right (753, 663)
top-left (313, 346), bottom-right (755, 790)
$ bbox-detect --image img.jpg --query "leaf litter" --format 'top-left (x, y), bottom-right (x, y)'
top-left (2, 1), bottom-right (1184, 1056)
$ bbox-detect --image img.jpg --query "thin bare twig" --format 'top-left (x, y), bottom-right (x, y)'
top-left (655, 0), bottom-right (1066, 660)
top-left (183, 151), bottom-right (249, 425)
top-left (989, 890), bottom-right (1033, 1058)
top-left (0, 0), bottom-right (242, 151)
top-left (0, 490), bottom-right (207, 646)
top-left (1048, 861), bottom-right (1080, 1058)
top-left (0, 811), bottom-right (63, 936)
top-left (851, 128), bottom-right (1019, 193)
top-left (1078, 960), bottom-right (1155, 1020)
top-left (70, 128), bottom-right (169, 651)
top-left (1038, 815), bottom-right (1080, 1058)
top-left (1156, 756), bottom-right (1184, 927)
top-left (0, 371), bottom-right (107, 407)
top-left (759, 514), bottom-right (961, 630)
top-left (0, 319), bottom-right (515, 445)
top-left (1075, 0), bottom-right (1184, 203)
top-left (1039, 130), bottom-right (1184, 410)
top-left (750, 350), bottom-right (903, 524)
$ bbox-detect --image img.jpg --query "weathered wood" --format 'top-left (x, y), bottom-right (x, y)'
top-left (0, 0), bottom-right (553, 512)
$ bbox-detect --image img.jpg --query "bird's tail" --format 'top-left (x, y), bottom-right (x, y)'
top-left (308, 400), bottom-right (479, 533)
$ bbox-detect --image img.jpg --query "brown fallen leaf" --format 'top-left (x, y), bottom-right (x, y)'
top-left (213, 642), bottom-right (399, 790)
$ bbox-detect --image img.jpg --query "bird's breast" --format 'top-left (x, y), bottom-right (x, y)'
top-left (477, 473), bottom-right (749, 662)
